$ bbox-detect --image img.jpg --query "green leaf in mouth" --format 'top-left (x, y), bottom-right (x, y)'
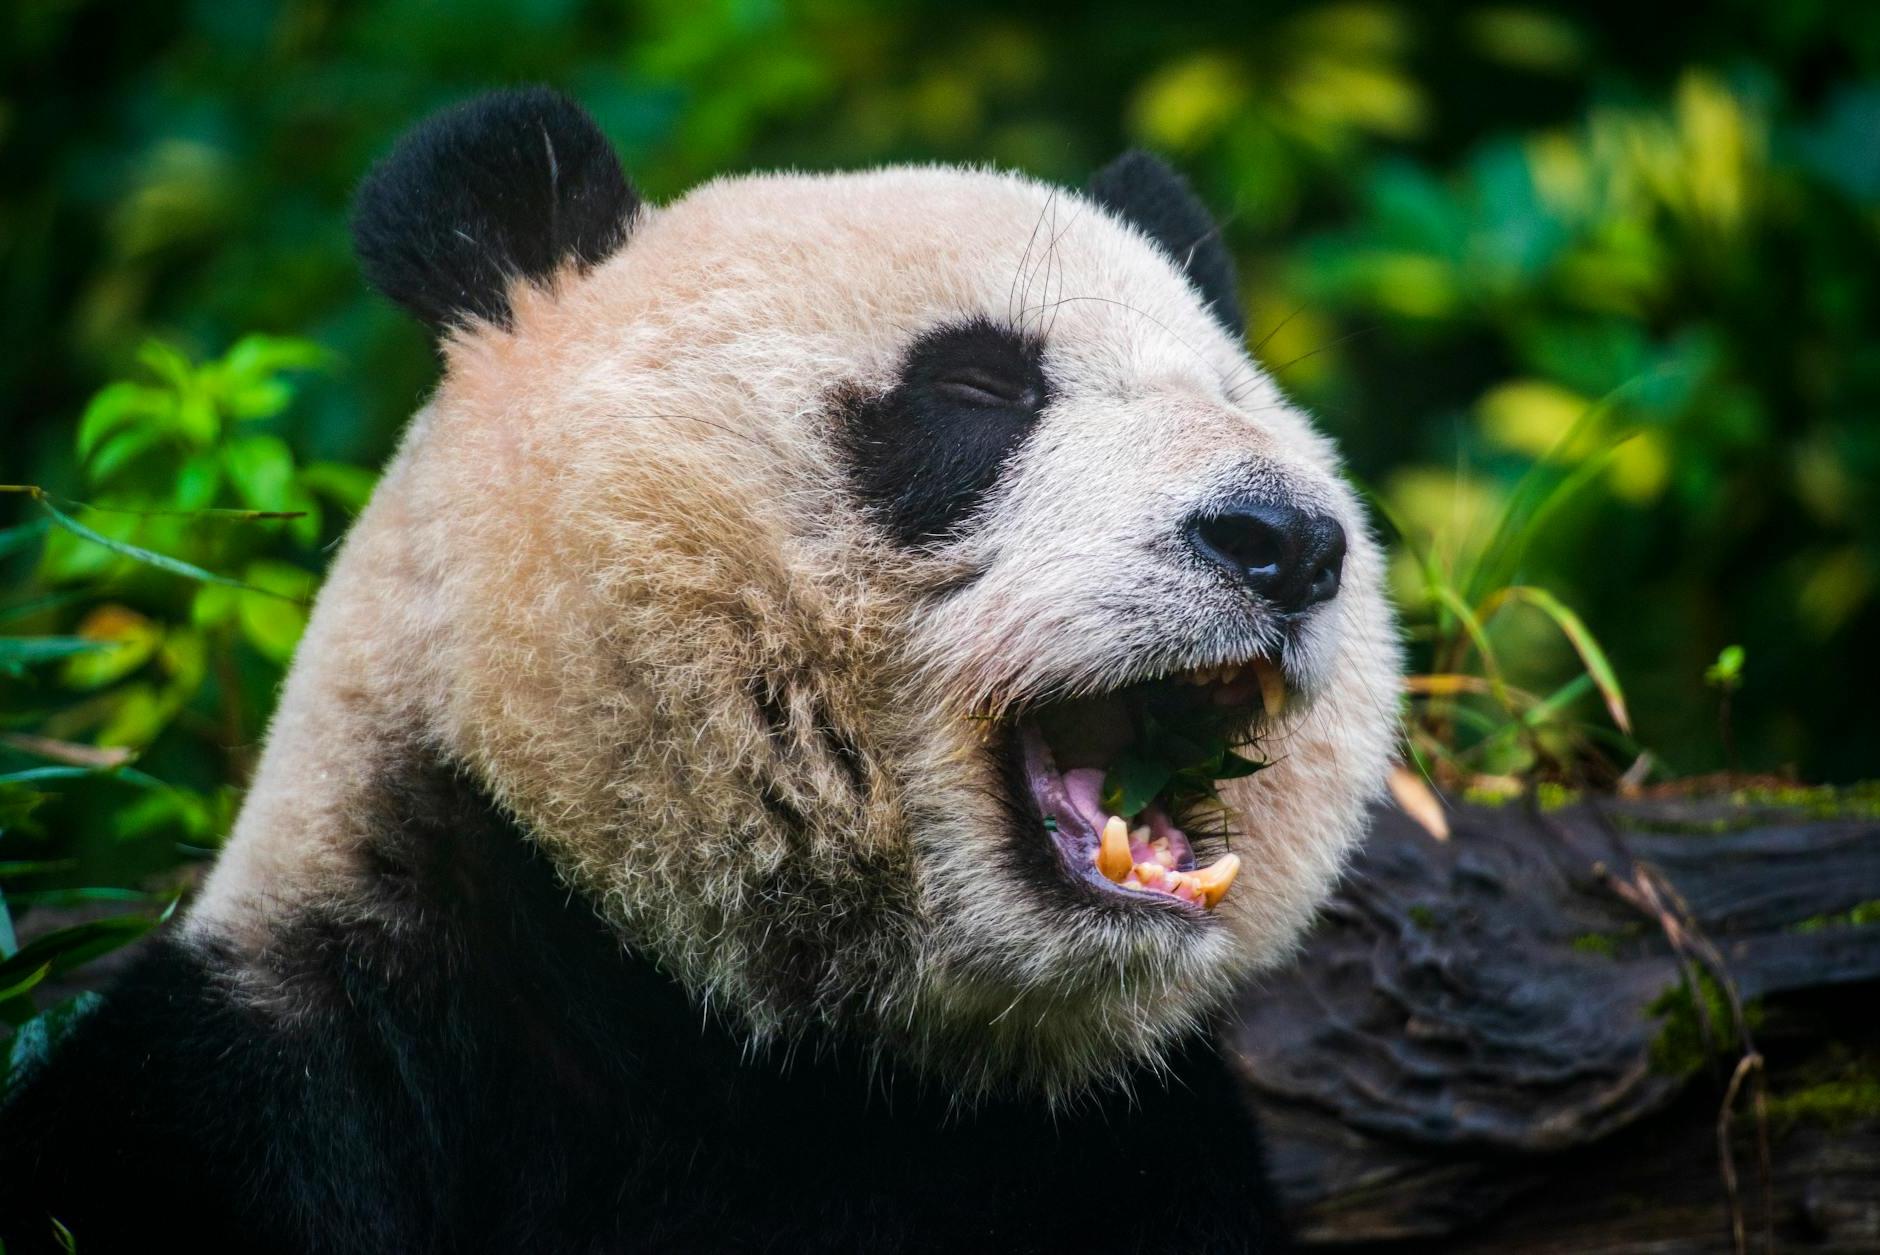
top-left (1099, 712), bottom-right (1270, 822)
top-left (1101, 753), bottom-right (1174, 820)
top-left (1212, 749), bottom-right (1269, 780)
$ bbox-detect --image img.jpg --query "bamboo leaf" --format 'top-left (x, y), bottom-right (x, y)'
top-left (0, 520), bottom-right (50, 559)
top-left (0, 962), bottom-right (51, 1003)
top-left (8, 489), bottom-right (301, 601)
top-left (1101, 754), bottom-right (1173, 820)
top-left (0, 637), bottom-right (108, 677)
top-left (0, 912), bottom-right (164, 989)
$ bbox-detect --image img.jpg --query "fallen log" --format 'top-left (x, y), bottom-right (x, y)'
top-left (1232, 790), bottom-right (1880, 1252)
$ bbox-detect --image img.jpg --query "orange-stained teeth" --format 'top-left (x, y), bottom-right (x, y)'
top-left (1190, 854), bottom-right (1241, 909)
top-left (1251, 659), bottom-right (1287, 718)
top-left (1217, 663), bottom-right (1242, 684)
top-left (1097, 816), bottom-right (1134, 883)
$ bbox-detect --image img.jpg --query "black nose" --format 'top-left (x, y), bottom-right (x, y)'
top-left (1185, 498), bottom-right (1347, 614)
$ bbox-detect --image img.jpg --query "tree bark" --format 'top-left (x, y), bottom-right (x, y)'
top-left (1232, 792), bottom-right (1880, 1252)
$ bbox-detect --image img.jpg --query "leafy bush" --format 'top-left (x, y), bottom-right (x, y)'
top-left (1, 337), bottom-right (364, 1081)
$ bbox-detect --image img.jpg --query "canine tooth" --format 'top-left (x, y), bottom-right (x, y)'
top-left (1190, 854), bottom-right (1241, 909)
top-left (1251, 659), bottom-right (1287, 718)
top-left (1098, 816), bottom-right (1134, 883)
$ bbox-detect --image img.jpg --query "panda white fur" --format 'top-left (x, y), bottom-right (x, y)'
top-left (0, 89), bottom-right (1399, 1252)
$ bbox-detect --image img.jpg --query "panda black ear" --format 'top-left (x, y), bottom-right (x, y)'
top-left (1087, 151), bottom-right (1243, 338)
top-left (352, 87), bottom-right (639, 335)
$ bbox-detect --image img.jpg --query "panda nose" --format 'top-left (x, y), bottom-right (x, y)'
top-left (1185, 498), bottom-right (1347, 614)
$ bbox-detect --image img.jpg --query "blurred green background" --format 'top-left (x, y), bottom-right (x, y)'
top-left (2, 0), bottom-right (1878, 1012)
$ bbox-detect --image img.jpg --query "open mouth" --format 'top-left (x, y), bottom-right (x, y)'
top-left (1013, 659), bottom-right (1286, 913)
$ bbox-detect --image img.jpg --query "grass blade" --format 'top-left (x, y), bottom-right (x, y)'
top-left (1484, 585), bottom-right (1632, 732)
top-left (1460, 381), bottom-right (1632, 605)
top-left (1429, 584), bottom-right (1518, 718)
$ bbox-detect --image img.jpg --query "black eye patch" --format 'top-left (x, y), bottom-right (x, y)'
top-left (834, 318), bottom-right (1051, 548)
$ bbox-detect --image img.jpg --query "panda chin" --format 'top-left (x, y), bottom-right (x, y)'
top-left (1010, 660), bottom-right (1285, 913)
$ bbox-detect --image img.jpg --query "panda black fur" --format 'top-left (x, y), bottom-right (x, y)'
top-left (0, 88), bottom-right (1401, 1252)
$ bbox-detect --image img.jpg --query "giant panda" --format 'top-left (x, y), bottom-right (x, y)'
top-left (0, 88), bottom-right (1400, 1253)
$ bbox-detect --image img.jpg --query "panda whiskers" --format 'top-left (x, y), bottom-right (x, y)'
top-left (1017, 291), bottom-right (1241, 403)
top-left (1006, 187), bottom-right (1059, 332)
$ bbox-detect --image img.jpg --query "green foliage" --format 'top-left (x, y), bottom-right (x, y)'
top-left (1375, 402), bottom-right (1640, 786)
top-left (2, 0), bottom-right (1876, 1107)
top-left (5, 0), bottom-right (1876, 787)
top-left (1100, 713), bottom-right (1268, 823)
top-left (1, 337), bottom-right (359, 1082)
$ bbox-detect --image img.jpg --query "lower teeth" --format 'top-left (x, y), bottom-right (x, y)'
top-left (1093, 814), bottom-right (1239, 909)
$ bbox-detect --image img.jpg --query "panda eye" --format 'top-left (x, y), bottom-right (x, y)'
top-left (934, 368), bottom-right (1041, 411)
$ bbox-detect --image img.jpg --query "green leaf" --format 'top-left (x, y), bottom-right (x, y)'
top-left (0, 962), bottom-right (50, 1003)
top-left (1478, 429), bottom-right (1638, 602)
top-left (237, 560), bottom-right (315, 662)
top-left (92, 683), bottom-right (177, 749)
top-left (173, 387), bottom-right (219, 445)
top-left (5, 888), bottom-right (151, 909)
top-left (0, 788), bottom-right (52, 840)
top-left (222, 434), bottom-right (296, 512)
top-left (85, 423), bottom-right (167, 485)
top-left (134, 339), bottom-right (196, 390)
top-left (0, 860), bottom-right (80, 878)
top-left (0, 913), bottom-right (161, 989)
top-left (0, 520), bottom-right (50, 560)
top-left (218, 333), bottom-right (334, 387)
top-left (301, 462), bottom-right (378, 513)
top-left (0, 766), bottom-right (106, 786)
top-left (1101, 753), bottom-right (1173, 820)
top-left (0, 637), bottom-right (108, 678)
top-left (1212, 750), bottom-right (1269, 779)
top-left (32, 496), bottom-right (274, 595)
top-left (5, 992), bottom-right (102, 1085)
top-left (174, 450), bottom-right (224, 510)
top-left (59, 606), bottom-right (162, 690)
top-left (223, 376), bottom-right (294, 421)
top-left (191, 583), bottom-right (239, 628)
top-left (75, 381), bottom-right (172, 460)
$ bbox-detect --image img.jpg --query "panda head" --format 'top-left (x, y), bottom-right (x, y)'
top-left (335, 88), bottom-right (1400, 1097)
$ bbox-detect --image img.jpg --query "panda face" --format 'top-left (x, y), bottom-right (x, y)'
top-left (204, 92), bottom-right (1399, 1099)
